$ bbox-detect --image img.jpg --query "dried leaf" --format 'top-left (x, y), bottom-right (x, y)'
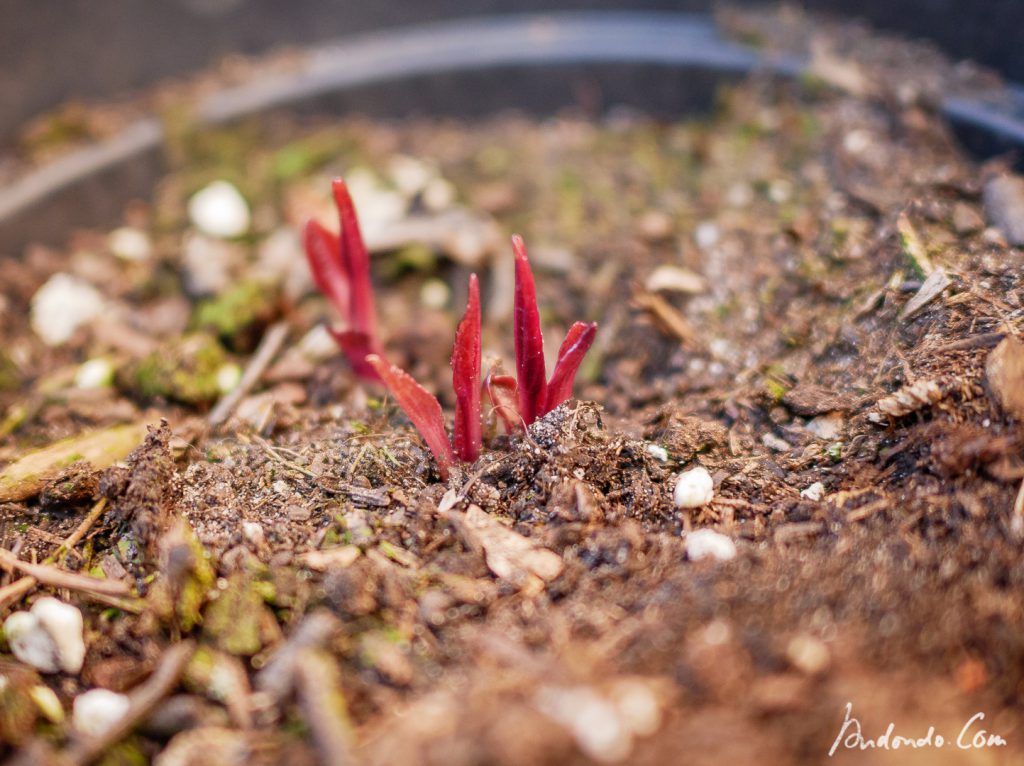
top-left (447, 505), bottom-right (564, 588)
top-left (512, 235), bottom-right (548, 425)
top-left (452, 274), bottom-right (482, 463)
top-left (366, 354), bottom-right (454, 479)
top-left (545, 321), bottom-right (597, 415)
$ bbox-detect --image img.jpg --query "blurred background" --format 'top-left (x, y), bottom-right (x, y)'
top-left (3, 0), bottom-right (1023, 143)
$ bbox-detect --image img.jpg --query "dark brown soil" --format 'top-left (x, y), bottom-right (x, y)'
top-left (1, 8), bottom-right (1023, 765)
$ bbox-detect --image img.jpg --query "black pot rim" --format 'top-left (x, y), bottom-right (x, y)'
top-left (2, 11), bottom-right (1022, 253)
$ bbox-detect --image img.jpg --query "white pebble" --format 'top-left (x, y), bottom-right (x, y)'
top-left (694, 221), bottom-right (720, 250)
top-left (108, 226), bottom-right (152, 261)
top-left (673, 466), bottom-right (714, 509)
top-left (3, 612), bottom-right (59, 673)
top-left (388, 154), bottom-right (435, 196)
top-left (299, 324), bottom-right (339, 361)
top-left (31, 273), bottom-right (105, 346)
top-left (73, 689), bottom-right (131, 736)
top-left (423, 177), bottom-right (457, 211)
top-left (75, 358), bottom-right (114, 390)
top-left (843, 129), bottom-right (872, 155)
top-left (800, 482), bottom-right (826, 502)
top-left (216, 363), bottom-right (242, 395)
top-left (181, 232), bottom-right (240, 296)
top-left (4, 597), bottom-right (86, 674)
top-left (646, 444), bottom-right (669, 462)
top-left (535, 686), bottom-right (632, 763)
top-left (684, 529), bottom-right (737, 562)
top-left (420, 278), bottom-right (450, 310)
top-left (609, 679), bottom-right (663, 737)
top-left (188, 180), bottom-right (251, 239)
top-left (644, 265), bottom-right (706, 295)
top-left (32, 598), bottom-right (86, 674)
top-left (786, 634), bottom-right (831, 675)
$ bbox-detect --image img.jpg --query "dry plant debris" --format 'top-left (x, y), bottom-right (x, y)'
top-left (1, 6), bottom-right (1024, 763)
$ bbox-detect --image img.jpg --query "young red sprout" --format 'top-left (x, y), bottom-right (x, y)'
top-left (366, 275), bottom-right (482, 480)
top-left (490, 235), bottom-right (597, 430)
top-left (303, 178), bottom-right (382, 382)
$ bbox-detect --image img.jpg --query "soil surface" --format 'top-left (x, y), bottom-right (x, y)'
top-left (1, 8), bottom-right (1024, 765)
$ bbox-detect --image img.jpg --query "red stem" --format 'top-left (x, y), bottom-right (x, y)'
top-left (451, 274), bottom-right (482, 463)
top-left (511, 235), bottom-right (547, 426)
top-left (302, 220), bottom-right (349, 324)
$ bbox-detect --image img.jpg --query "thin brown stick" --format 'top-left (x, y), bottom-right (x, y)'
top-left (0, 575), bottom-right (36, 612)
top-left (0, 547), bottom-right (129, 597)
top-left (252, 434), bottom-right (317, 478)
top-left (46, 497), bottom-right (108, 564)
top-left (64, 641), bottom-right (195, 766)
top-left (209, 321), bottom-right (290, 427)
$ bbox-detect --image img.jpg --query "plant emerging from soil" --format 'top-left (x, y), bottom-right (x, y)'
top-left (304, 180), bottom-right (597, 479)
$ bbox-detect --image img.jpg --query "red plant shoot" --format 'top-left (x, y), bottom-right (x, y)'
top-left (545, 321), bottom-right (598, 414)
top-left (499, 236), bottom-right (598, 428)
top-left (303, 176), bottom-right (597, 480)
top-left (366, 274), bottom-right (482, 479)
top-left (451, 274), bottom-right (482, 463)
top-left (303, 178), bottom-right (383, 382)
top-left (366, 354), bottom-right (455, 479)
top-left (512, 235), bottom-right (548, 426)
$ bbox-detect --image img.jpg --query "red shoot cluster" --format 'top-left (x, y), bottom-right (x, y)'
top-left (304, 178), bottom-right (597, 480)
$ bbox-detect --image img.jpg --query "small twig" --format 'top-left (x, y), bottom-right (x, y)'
top-left (46, 497), bottom-right (108, 565)
top-left (252, 434), bottom-right (317, 478)
top-left (209, 321), bottom-right (290, 427)
top-left (847, 498), bottom-right (889, 522)
top-left (0, 575), bottom-right (36, 612)
top-left (1012, 478), bottom-right (1024, 538)
top-left (64, 641), bottom-right (195, 766)
top-left (0, 547), bottom-right (129, 597)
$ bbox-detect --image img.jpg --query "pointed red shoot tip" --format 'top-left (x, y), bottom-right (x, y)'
top-left (511, 235), bottom-right (547, 426)
top-left (484, 366), bottom-right (522, 434)
top-left (452, 274), bottom-right (482, 464)
top-left (544, 321), bottom-right (598, 415)
top-left (331, 178), bottom-right (378, 341)
top-left (365, 354), bottom-right (454, 480)
top-left (303, 219), bottom-right (349, 319)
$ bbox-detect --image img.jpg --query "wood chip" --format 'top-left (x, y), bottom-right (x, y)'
top-left (298, 546), bottom-right (361, 572)
top-left (872, 379), bottom-right (944, 420)
top-left (633, 290), bottom-right (700, 348)
top-left (899, 269), bottom-right (951, 321)
top-left (985, 337), bottom-right (1024, 420)
top-left (0, 422), bottom-right (148, 502)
